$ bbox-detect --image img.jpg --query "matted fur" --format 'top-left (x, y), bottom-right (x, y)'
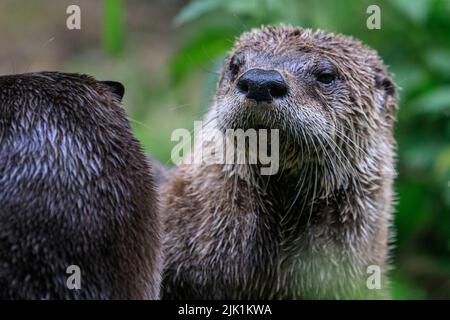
top-left (0, 72), bottom-right (162, 299)
top-left (161, 25), bottom-right (397, 299)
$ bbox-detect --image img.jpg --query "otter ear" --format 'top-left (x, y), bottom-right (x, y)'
top-left (100, 81), bottom-right (125, 101)
top-left (375, 74), bottom-right (395, 97)
top-left (374, 73), bottom-right (397, 122)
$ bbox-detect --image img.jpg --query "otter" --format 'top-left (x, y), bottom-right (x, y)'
top-left (0, 72), bottom-right (161, 299)
top-left (161, 26), bottom-right (397, 299)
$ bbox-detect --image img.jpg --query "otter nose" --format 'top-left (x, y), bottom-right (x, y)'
top-left (237, 69), bottom-right (287, 102)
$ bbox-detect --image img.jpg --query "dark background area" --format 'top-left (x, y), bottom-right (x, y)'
top-left (0, 0), bottom-right (448, 299)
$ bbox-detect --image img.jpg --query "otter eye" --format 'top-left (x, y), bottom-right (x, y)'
top-left (316, 72), bottom-right (336, 85)
top-left (229, 54), bottom-right (243, 78)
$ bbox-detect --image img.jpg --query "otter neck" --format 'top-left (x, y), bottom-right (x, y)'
top-left (224, 161), bottom-right (365, 229)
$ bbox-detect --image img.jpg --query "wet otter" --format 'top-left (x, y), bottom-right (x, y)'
top-left (161, 26), bottom-right (397, 299)
top-left (0, 72), bottom-right (161, 299)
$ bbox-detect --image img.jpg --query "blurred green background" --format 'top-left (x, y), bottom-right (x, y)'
top-left (0, 0), bottom-right (448, 299)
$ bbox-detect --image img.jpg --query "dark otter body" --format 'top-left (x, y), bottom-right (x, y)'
top-left (0, 72), bottom-right (161, 299)
top-left (161, 26), bottom-right (397, 299)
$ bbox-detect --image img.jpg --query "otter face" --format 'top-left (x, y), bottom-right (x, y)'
top-left (212, 26), bottom-right (396, 170)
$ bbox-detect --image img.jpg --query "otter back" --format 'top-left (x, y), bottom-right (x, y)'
top-left (0, 72), bottom-right (161, 299)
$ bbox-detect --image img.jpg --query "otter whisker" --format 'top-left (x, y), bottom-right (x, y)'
top-left (307, 160), bottom-right (319, 226)
top-left (323, 133), bottom-right (364, 196)
top-left (127, 116), bottom-right (153, 131)
top-left (315, 132), bottom-right (338, 199)
top-left (333, 126), bottom-right (371, 159)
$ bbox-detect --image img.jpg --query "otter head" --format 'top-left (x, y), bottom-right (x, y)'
top-left (210, 26), bottom-right (397, 184)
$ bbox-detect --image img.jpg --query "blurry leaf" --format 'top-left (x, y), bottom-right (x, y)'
top-left (410, 86), bottom-right (450, 115)
top-left (200, 57), bottom-right (223, 111)
top-left (391, 64), bottom-right (427, 95)
top-left (400, 140), bottom-right (442, 171)
top-left (170, 28), bottom-right (235, 82)
top-left (103, 0), bottom-right (124, 56)
top-left (425, 48), bottom-right (450, 77)
top-left (175, 0), bottom-right (304, 28)
top-left (390, 0), bottom-right (430, 24)
top-left (436, 193), bottom-right (450, 239)
top-left (226, 0), bottom-right (260, 14)
top-left (434, 147), bottom-right (450, 177)
top-left (174, 0), bottom-right (223, 26)
top-left (432, 148), bottom-right (450, 237)
top-left (395, 181), bottom-right (431, 244)
top-left (391, 272), bottom-right (427, 299)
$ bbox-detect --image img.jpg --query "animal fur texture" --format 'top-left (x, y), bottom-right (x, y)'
top-left (161, 26), bottom-right (397, 299)
top-left (0, 72), bottom-right (162, 299)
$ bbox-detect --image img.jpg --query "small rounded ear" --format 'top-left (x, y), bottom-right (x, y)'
top-left (374, 73), bottom-right (397, 123)
top-left (375, 74), bottom-right (395, 96)
top-left (100, 81), bottom-right (125, 101)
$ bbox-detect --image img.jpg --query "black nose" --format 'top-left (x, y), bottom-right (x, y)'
top-left (237, 68), bottom-right (287, 102)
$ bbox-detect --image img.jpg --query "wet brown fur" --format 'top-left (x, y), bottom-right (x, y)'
top-left (161, 26), bottom-right (397, 299)
top-left (0, 72), bottom-right (162, 299)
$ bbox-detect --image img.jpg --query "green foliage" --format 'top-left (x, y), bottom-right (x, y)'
top-left (391, 272), bottom-right (427, 299)
top-left (103, 0), bottom-right (124, 56)
top-left (168, 0), bottom-right (450, 299)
